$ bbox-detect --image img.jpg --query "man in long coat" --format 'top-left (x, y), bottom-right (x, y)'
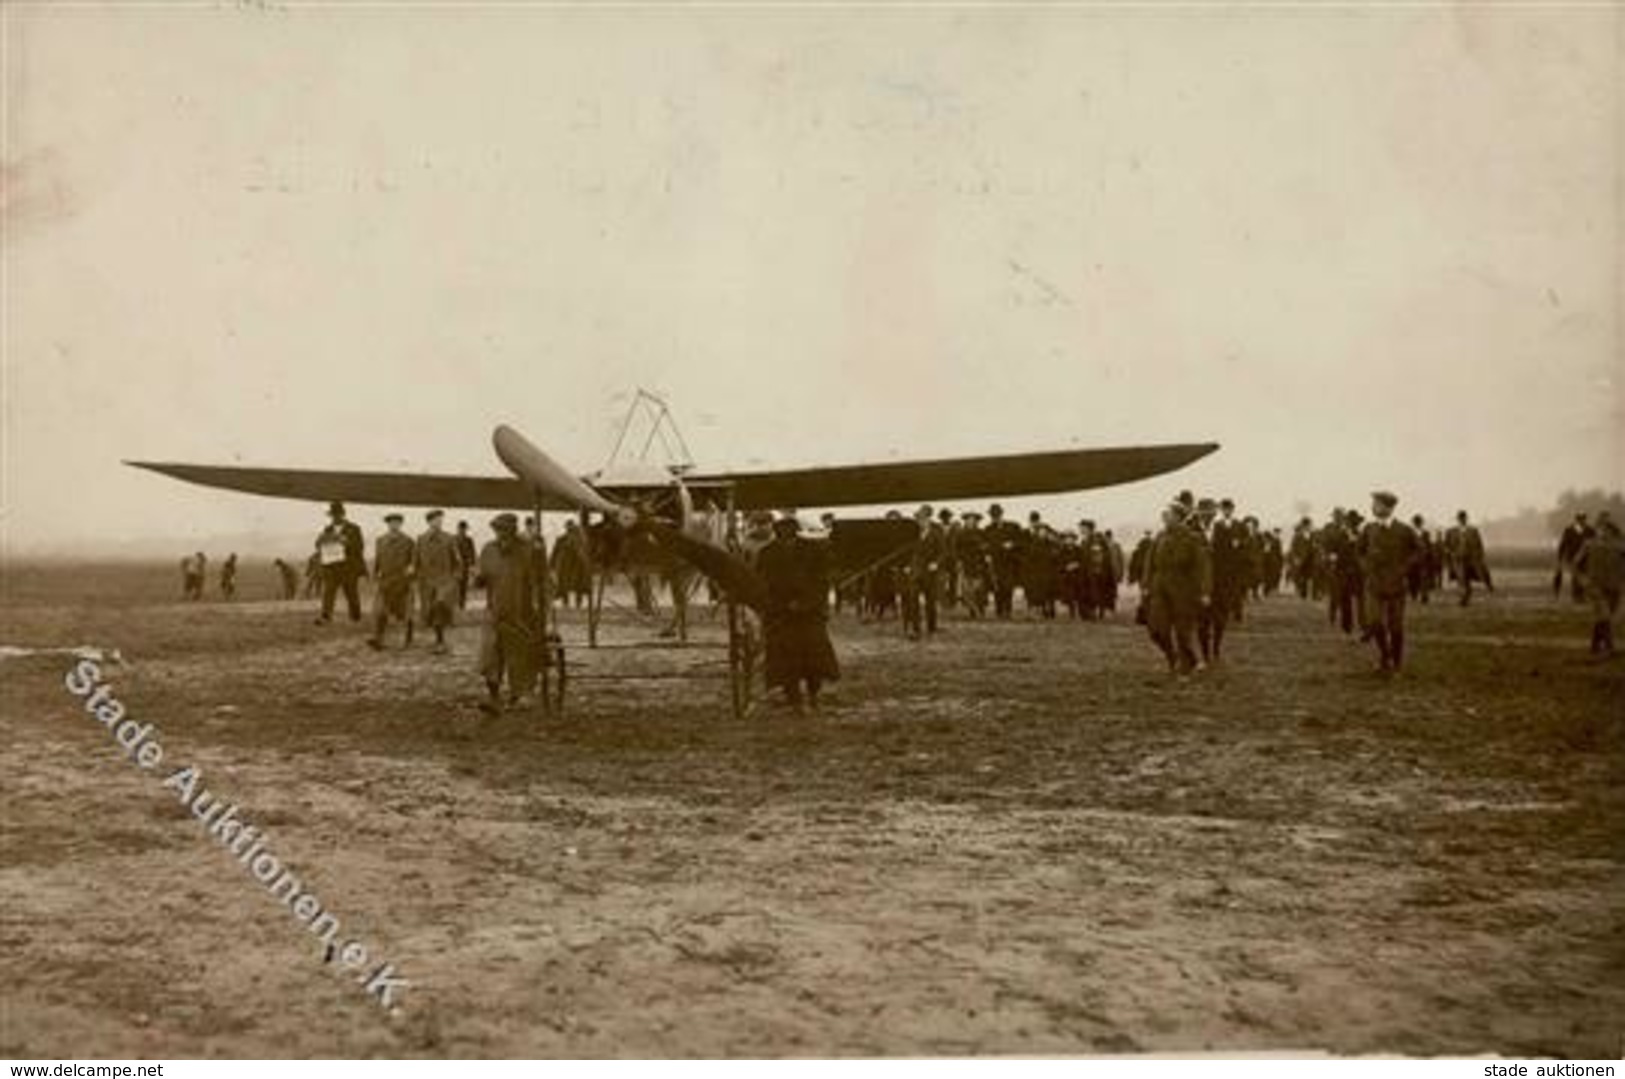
top-left (415, 509), bottom-right (461, 653)
top-left (315, 501), bottom-right (366, 624)
top-left (476, 513), bottom-right (539, 711)
top-left (1145, 503), bottom-right (1211, 676)
top-left (757, 515), bottom-right (840, 710)
top-left (1359, 491), bottom-right (1419, 673)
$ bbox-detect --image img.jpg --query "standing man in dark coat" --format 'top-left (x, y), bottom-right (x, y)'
top-left (1194, 499), bottom-right (1231, 663)
top-left (314, 501), bottom-right (366, 624)
top-left (1287, 519), bottom-right (1316, 599)
top-left (1128, 531), bottom-right (1154, 590)
top-left (985, 503), bottom-right (1023, 619)
top-left (274, 558), bottom-right (299, 600)
top-left (1452, 510), bottom-right (1492, 606)
top-left (1554, 512), bottom-right (1593, 602)
top-left (757, 515), bottom-right (839, 710)
top-left (1145, 503), bottom-right (1211, 676)
top-left (907, 505), bottom-right (947, 638)
top-left (551, 520), bottom-right (593, 609)
top-left (416, 509), bottom-right (461, 654)
top-left (956, 512), bottom-right (989, 618)
top-left (476, 513), bottom-right (539, 712)
top-left (1358, 491), bottom-right (1419, 673)
top-left (1320, 509), bottom-right (1359, 635)
top-left (1575, 512), bottom-right (1623, 656)
top-left (1209, 499), bottom-right (1246, 626)
top-left (454, 520), bottom-right (478, 610)
top-left (1407, 515), bottom-right (1435, 604)
top-left (368, 513), bottom-right (416, 649)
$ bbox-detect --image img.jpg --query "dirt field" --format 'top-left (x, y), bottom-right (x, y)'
top-left (1, 560), bottom-right (1620, 1058)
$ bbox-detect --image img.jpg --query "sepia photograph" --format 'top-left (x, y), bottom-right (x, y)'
top-left (1, 0), bottom-right (1621, 1062)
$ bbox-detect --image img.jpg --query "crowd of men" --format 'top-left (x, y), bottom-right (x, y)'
top-left (829, 504), bottom-right (1139, 634)
top-left (181, 486), bottom-right (1622, 712)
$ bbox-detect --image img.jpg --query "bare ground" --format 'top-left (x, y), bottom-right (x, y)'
top-left (0, 564), bottom-right (1620, 1058)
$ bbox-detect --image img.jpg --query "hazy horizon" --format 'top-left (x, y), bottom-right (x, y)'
top-left (5, 5), bottom-right (1620, 560)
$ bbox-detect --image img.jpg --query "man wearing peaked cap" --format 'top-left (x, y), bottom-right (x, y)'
top-left (1144, 500), bottom-right (1210, 676)
top-left (475, 511), bottom-right (539, 712)
top-left (1357, 489), bottom-right (1419, 674)
top-left (368, 512), bottom-right (416, 650)
top-left (415, 509), bottom-right (460, 654)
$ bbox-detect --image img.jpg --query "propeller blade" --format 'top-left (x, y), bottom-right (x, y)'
top-left (492, 425), bottom-right (623, 517)
top-left (642, 521), bottom-right (770, 613)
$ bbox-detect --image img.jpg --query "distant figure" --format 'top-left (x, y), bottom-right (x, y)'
top-left (476, 513), bottom-right (539, 712)
top-left (368, 513), bottom-right (416, 649)
top-left (180, 551), bottom-right (206, 601)
top-left (314, 501), bottom-right (367, 624)
top-left (454, 520), bottom-right (477, 609)
top-left (302, 552), bottom-right (323, 599)
top-left (1128, 530), bottom-right (1154, 591)
top-left (1320, 509), bottom-right (1359, 635)
top-left (1554, 512), bottom-right (1594, 603)
top-left (219, 553), bottom-right (238, 600)
top-left (902, 505), bottom-right (944, 639)
top-left (1261, 528), bottom-right (1285, 596)
top-left (523, 516), bottom-right (553, 621)
top-left (1407, 515), bottom-right (1436, 605)
top-left (757, 515), bottom-right (839, 710)
top-left (1144, 502), bottom-right (1210, 677)
top-left (415, 509), bottom-right (460, 654)
top-left (274, 558), bottom-right (299, 600)
top-left (551, 519), bottom-right (592, 609)
top-left (1204, 498), bottom-right (1243, 661)
top-left (1451, 510), bottom-right (1492, 607)
top-left (1287, 519), bottom-right (1317, 599)
top-left (956, 512), bottom-right (989, 618)
top-left (1358, 491), bottom-right (1419, 673)
top-left (1575, 512), bottom-right (1622, 657)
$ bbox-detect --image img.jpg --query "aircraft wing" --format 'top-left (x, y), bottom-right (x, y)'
top-left (128, 439), bottom-right (1219, 513)
top-left (124, 461), bottom-right (569, 510)
top-left (690, 442), bottom-right (1219, 511)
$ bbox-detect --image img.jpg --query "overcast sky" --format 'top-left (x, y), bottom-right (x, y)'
top-left (3, 4), bottom-right (1619, 555)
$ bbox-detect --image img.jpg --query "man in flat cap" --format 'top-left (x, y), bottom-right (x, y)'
top-left (368, 512), bottom-right (416, 649)
top-left (1144, 501), bottom-right (1211, 676)
top-left (314, 501), bottom-right (367, 624)
top-left (1358, 490), bottom-right (1420, 673)
top-left (476, 513), bottom-right (539, 711)
top-left (415, 509), bottom-right (460, 654)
